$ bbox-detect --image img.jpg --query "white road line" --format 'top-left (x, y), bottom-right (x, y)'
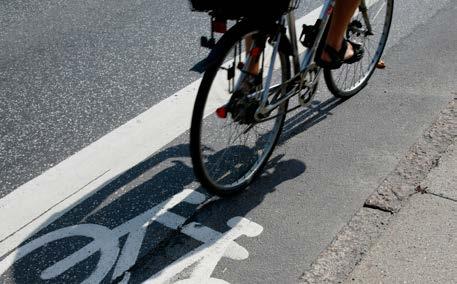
top-left (0, 189), bottom-right (206, 281)
top-left (0, 7), bottom-right (322, 257)
top-left (144, 217), bottom-right (263, 283)
top-left (0, 224), bottom-right (120, 283)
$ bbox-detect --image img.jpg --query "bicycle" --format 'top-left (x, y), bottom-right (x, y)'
top-left (189, 0), bottom-right (394, 196)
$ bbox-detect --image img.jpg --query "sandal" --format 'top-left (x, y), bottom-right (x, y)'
top-left (315, 39), bottom-right (364, 70)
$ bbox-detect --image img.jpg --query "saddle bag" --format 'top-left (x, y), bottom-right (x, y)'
top-left (189, 0), bottom-right (293, 19)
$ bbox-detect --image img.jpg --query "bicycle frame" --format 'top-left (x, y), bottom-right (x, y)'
top-left (188, 0), bottom-right (390, 194)
top-left (253, 0), bottom-right (373, 118)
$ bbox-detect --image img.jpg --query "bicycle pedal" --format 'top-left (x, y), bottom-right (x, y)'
top-left (300, 20), bottom-right (321, 48)
top-left (298, 91), bottom-right (312, 107)
top-left (298, 81), bottom-right (318, 107)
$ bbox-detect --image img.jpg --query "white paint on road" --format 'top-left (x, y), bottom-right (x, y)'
top-left (0, 189), bottom-right (206, 282)
top-left (144, 217), bottom-right (263, 284)
top-left (0, 4), bottom-right (327, 261)
top-left (0, 188), bottom-right (263, 284)
top-left (0, 224), bottom-right (120, 284)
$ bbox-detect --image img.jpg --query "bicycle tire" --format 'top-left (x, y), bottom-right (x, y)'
top-left (324, 0), bottom-right (394, 98)
top-left (190, 19), bottom-right (291, 196)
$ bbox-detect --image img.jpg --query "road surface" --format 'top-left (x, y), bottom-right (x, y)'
top-left (1, 0), bottom-right (456, 283)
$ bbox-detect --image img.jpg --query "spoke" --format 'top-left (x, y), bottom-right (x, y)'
top-left (208, 122), bottom-right (237, 175)
top-left (371, 1), bottom-right (386, 22)
top-left (232, 123), bottom-right (254, 145)
top-left (253, 124), bottom-right (266, 139)
top-left (208, 146), bottom-right (229, 180)
top-left (359, 56), bottom-right (365, 80)
top-left (364, 39), bottom-right (375, 62)
top-left (252, 126), bottom-right (266, 155)
top-left (214, 115), bottom-right (233, 131)
top-left (335, 66), bottom-right (345, 85)
top-left (252, 121), bottom-right (273, 132)
top-left (210, 121), bottom-right (255, 183)
top-left (242, 126), bottom-right (250, 146)
top-left (221, 121), bottom-right (233, 130)
top-left (231, 123), bottom-right (244, 144)
top-left (342, 64), bottom-right (350, 90)
top-left (362, 38), bottom-right (371, 72)
top-left (215, 171), bottom-right (232, 183)
top-left (351, 63), bottom-right (357, 88)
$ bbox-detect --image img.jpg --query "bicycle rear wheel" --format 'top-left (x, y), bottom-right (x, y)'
top-left (190, 20), bottom-right (291, 196)
top-left (324, 0), bottom-right (394, 98)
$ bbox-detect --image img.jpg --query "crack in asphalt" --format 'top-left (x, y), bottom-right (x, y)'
top-left (424, 192), bottom-right (457, 203)
top-left (111, 194), bottom-right (218, 284)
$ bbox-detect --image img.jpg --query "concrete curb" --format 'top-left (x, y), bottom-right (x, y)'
top-left (348, 142), bottom-right (457, 283)
top-left (300, 97), bottom-right (456, 283)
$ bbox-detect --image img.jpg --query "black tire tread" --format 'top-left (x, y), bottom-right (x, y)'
top-left (190, 20), bottom-right (290, 196)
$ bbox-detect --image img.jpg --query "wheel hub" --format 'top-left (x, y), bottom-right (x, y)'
top-left (226, 92), bottom-right (260, 124)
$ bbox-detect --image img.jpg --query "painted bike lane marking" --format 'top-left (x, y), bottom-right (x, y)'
top-left (145, 217), bottom-right (263, 284)
top-left (0, 6), bottom-right (322, 257)
top-left (0, 189), bottom-right (264, 284)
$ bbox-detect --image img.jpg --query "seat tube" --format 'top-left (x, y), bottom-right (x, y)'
top-left (287, 12), bottom-right (300, 75)
top-left (300, 0), bottom-right (335, 70)
top-left (358, 0), bottom-right (374, 34)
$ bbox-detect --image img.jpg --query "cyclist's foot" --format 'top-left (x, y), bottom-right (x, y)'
top-left (316, 39), bottom-right (364, 69)
top-left (322, 41), bottom-right (354, 62)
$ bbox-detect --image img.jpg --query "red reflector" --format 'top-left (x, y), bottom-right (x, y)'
top-left (250, 47), bottom-right (262, 58)
top-left (216, 106), bottom-right (227, 118)
top-left (212, 20), bottom-right (227, 33)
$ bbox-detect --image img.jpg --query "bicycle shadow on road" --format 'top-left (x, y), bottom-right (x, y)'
top-left (1, 139), bottom-right (305, 283)
top-left (118, 95), bottom-right (347, 283)
top-left (280, 96), bottom-right (345, 145)
top-left (121, 154), bottom-right (306, 283)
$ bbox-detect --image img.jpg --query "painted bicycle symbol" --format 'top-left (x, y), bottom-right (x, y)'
top-left (0, 189), bottom-right (263, 283)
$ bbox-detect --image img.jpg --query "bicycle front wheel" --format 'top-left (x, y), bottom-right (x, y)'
top-left (324, 0), bottom-right (394, 98)
top-left (190, 20), bottom-right (291, 196)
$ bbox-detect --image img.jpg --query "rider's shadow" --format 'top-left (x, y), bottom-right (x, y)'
top-left (118, 154), bottom-right (306, 283)
top-left (2, 95), bottom-right (344, 283)
top-left (118, 96), bottom-right (344, 283)
top-left (280, 96), bottom-right (345, 144)
top-left (2, 140), bottom-right (305, 283)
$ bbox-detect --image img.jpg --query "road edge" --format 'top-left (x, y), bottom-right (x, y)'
top-left (299, 97), bottom-right (457, 283)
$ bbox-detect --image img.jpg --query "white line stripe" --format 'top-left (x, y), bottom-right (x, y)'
top-left (0, 7), bottom-right (322, 257)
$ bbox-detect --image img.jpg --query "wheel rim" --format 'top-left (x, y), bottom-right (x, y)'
top-left (327, 0), bottom-right (393, 94)
top-left (197, 31), bottom-right (289, 191)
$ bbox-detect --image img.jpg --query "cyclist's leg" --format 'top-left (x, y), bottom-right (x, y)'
top-left (238, 34), bottom-right (264, 93)
top-left (321, 0), bottom-right (361, 62)
top-left (245, 36), bottom-right (260, 75)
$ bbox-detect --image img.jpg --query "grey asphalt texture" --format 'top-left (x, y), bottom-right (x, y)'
top-left (1, 0), bottom-right (208, 196)
top-left (1, 0), bottom-right (456, 283)
top-left (0, 0), bottom-right (321, 198)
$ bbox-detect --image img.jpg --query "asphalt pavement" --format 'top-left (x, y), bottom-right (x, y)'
top-left (0, 0), bottom-right (327, 198)
top-left (1, 0), bottom-right (456, 283)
